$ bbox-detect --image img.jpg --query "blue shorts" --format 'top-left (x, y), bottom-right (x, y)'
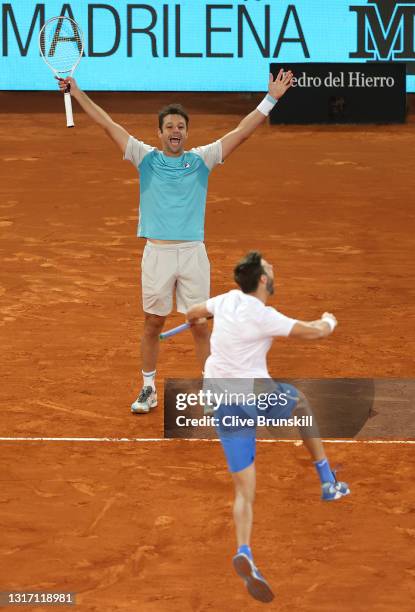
top-left (216, 383), bottom-right (299, 473)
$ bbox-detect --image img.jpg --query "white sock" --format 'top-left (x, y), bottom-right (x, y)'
top-left (142, 370), bottom-right (156, 390)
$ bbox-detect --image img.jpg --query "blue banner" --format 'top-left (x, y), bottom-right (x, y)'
top-left (1, 1), bottom-right (414, 92)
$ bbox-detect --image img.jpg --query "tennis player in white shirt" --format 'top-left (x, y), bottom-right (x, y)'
top-left (187, 251), bottom-right (350, 603)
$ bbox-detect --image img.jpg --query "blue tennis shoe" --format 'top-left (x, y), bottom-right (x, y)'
top-left (321, 476), bottom-right (350, 501)
top-left (233, 553), bottom-right (274, 603)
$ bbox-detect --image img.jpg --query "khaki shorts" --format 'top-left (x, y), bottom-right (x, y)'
top-left (141, 241), bottom-right (210, 316)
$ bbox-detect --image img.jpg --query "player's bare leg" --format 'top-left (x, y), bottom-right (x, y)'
top-left (131, 313), bottom-right (166, 414)
top-left (293, 392), bottom-right (330, 460)
top-left (232, 463), bottom-right (256, 547)
top-left (141, 312), bottom-right (166, 372)
top-left (293, 392), bottom-right (350, 500)
top-left (190, 321), bottom-right (210, 370)
top-left (232, 462), bottom-right (274, 603)
top-left (301, 437), bottom-right (325, 462)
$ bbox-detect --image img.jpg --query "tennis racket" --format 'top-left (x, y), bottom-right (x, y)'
top-left (160, 322), bottom-right (191, 340)
top-left (39, 16), bottom-right (84, 128)
top-left (160, 317), bottom-right (213, 340)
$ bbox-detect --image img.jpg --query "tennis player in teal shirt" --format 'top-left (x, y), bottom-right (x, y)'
top-left (58, 70), bottom-right (294, 413)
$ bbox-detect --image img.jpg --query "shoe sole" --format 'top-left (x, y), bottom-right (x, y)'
top-left (233, 555), bottom-right (274, 603)
top-left (131, 399), bottom-right (158, 414)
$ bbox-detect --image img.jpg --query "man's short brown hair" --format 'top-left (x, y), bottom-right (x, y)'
top-left (158, 104), bottom-right (189, 130)
top-left (234, 251), bottom-right (265, 293)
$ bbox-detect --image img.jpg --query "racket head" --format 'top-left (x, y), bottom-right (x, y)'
top-left (39, 15), bottom-right (84, 76)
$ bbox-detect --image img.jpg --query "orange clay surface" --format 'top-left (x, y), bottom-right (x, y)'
top-left (0, 92), bottom-right (414, 611)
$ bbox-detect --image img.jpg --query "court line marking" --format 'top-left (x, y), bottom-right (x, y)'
top-left (0, 438), bottom-right (414, 444)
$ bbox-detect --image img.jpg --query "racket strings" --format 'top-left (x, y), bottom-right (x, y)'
top-left (40, 17), bottom-right (83, 74)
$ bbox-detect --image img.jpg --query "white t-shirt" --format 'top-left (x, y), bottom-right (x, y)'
top-left (204, 290), bottom-right (297, 379)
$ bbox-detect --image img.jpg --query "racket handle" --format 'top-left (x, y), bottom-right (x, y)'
top-left (160, 322), bottom-right (190, 340)
top-left (64, 91), bottom-right (74, 128)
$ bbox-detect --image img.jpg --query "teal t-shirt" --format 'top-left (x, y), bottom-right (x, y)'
top-left (124, 136), bottom-right (223, 241)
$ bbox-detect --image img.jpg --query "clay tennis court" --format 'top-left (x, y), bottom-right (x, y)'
top-left (1, 92), bottom-right (414, 610)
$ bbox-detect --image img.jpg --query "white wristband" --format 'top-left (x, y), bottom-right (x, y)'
top-left (256, 94), bottom-right (278, 116)
top-left (322, 315), bottom-right (337, 332)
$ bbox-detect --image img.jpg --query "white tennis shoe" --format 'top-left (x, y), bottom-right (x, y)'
top-left (131, 386), bottom-right (158, 414)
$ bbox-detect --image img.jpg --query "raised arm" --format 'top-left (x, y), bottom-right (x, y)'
top-left (220, 69), bottom-right (293, 160)
top-left (57, 77), bottom-right (130, 154)
top-left (290, 312), bottom-right (338, 340)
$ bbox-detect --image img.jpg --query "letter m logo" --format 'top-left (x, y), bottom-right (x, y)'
top-left (350, 1), bottom-right (415, 61)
